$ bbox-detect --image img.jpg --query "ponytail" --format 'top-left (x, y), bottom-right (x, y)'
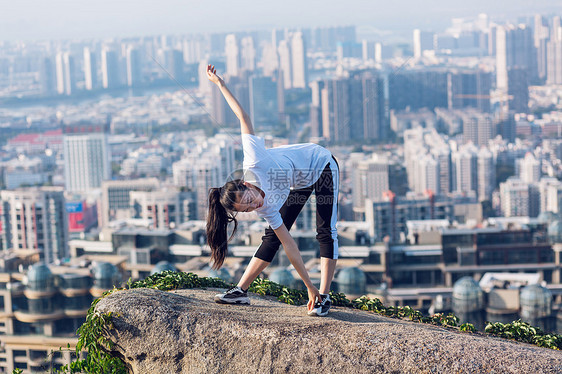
top-left (206, 181), bottom-right (247, 269)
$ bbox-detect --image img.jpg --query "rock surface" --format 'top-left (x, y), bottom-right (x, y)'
top-left (95, 288), bottom-right (562, 374)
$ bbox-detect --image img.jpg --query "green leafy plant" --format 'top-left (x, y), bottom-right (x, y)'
top-left (485, 320), bottom-right (562, 350)
top-left (56, 288), bottom-right (128, 374)
top-left (460, 323), bottom-right (476, 333)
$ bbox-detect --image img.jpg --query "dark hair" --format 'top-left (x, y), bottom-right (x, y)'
top-left (206, 179), bottom-right (248, 269)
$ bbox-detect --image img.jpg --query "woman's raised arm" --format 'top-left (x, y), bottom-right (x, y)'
top-left (206, 65), bottom-right (254, 135)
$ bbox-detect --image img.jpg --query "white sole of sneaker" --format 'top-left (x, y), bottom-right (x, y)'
top-left (214, 297), bottom-right (250, 305)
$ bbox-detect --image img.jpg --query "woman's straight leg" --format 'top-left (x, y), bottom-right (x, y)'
top-left (314, 157), bottom-right (339, 294)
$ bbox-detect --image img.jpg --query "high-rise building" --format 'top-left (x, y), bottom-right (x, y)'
top-left (534, 15), bottom-right (550, 83)
top-left (100, 178), bottom-right (159, 227)
top-left (496, 24), bottom-right (537, 91)
top-left (182, 37), bottom-right (204, 64)
top-left (518, 152), bottom-right (541, 183)
top-left (336, 41), bottom-right (363, 61)
top-left (164, 49), bottom-right (183, 81)
top-left (249, 75), bottom-right (280, 127)
top-left (461, 111), bottom-right (494, 146)
top-left (309, 80), bottom-right (325, 138)
top-left (271, 28), bottom-right (284, 49)
top-left (390, 109), bottom-right (438, 136)
top-left (507, 67), bottom-right (529, 113)
top-left (278, 40), bottom-right (292, 89)
top-left (225, 34), bottom-right (240, 77)
top-left (496, 111), bottom-right (516, 143)
top-left (39, 57), bottom-right (56, 95)
top-left (352, 157), bottom-right (390, 217)
top-left (321, 78), bottom-right (351, 143)
top-left (413, 29), bottom-right (434, 59)
top-left (194, 157), bottom-right (221, 219)
top-left (55, 52), bottom-right (75, 95)
top-left (291, 32), bottom-right (308, 88)
top-left (537, 177), bottom-right (562, 214)
top-left (172, 134), bottom-right (235, 200)
top-left (448, 70), bottom-right (492, 113)
top-left (316, 71), bottom-right (385, 143)
top-left (477, 147), bottom-right (495, 202)
top-left (545, 180), bottom-right (562, 214)
top-left (365, 192), bottom-right (456, 243)
top-left (404, 128), bottom-right (427, 190)
top-left (126, 46), bottom-right (142, 87)
top-left (130, 189), bottom-right (195, 229)
top-left (415, 154), bottom-right (440, 195)
top-left (260, 43), bottom-right (279, 77)
top-left (403, 127), bottom-right (452, 196)
top-left (389, 70), bottom-right (448, 111)
top-left (63, 124), bottom-right (111, 192)
top-left (361, 40), bottom-right (375, 62)
top-left (500, 177), bottom-right (534, 217)
top-left (433, 147), bottom-right (452, 195)
top-left (488, 25), bottom-right (497, 56)
top-left (83, 47), bottom-right (97, 91)
top-left (0, 188), bottom-right (68, 263)
top-left (495, 26), bottom-right (508, 90)
top-left (353, 71), bottom-right (385, 141)
top-left (546, 17), bottom-right (562, 85)
top-left (312, 25), bottom-right (356, 53)
top-left (240, 36), bottom-right (256, 71)
top-left (374, 43), bottom-right (385, 63)
top-left (101, 49), bottom-right (120, 89)
top-left (452, 145), bottom-right (478, 196)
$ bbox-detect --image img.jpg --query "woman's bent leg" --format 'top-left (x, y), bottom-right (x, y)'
top-left (319, 257), bottom-right (337, 294)
top-left (237, 257), bottom-right (270, 290)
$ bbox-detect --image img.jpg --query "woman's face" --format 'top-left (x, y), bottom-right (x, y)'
top-left (233, 186), bottom-right (264, 212)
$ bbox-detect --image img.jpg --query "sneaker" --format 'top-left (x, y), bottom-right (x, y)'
top-left (307, 294), bottom-right (331, 317)
top-left (214, 286), bottom-right (250, 305)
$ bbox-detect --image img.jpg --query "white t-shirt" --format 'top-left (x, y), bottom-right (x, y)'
top-left (242, 134), bottom-right (332, 230)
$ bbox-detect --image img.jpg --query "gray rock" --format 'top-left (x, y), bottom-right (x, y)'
top-left (95, 288), bottom-right (562, 374)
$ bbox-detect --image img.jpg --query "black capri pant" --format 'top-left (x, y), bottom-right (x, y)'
top-left (254, 156), bottom-right (339, 262)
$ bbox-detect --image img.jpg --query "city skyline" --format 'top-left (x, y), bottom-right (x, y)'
top-left (1, 0), bottom-right (562, 42)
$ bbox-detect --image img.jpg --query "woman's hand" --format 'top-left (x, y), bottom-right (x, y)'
top-left (307, 285), bottom-right (322, 312)
top-left (206, 64), bottom-right (223, 86)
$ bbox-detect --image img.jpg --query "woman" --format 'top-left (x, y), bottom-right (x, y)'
top-left (206, 65), bottom-right (339, 316)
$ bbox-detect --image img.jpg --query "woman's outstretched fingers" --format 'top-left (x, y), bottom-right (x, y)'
top-left (206, 65), bottom-right (222, 85)
top-left (307, 286), bottom-right (321, 311)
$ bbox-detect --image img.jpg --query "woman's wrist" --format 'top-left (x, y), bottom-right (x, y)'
top-left (304, 280), bottom-right (316, 290)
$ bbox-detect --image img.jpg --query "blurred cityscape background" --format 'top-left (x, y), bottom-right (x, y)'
top-left (1, 2), bottom-right (562, 372)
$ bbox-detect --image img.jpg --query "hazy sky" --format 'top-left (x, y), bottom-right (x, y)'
top-left (1, 0), bottom-right (561, 42)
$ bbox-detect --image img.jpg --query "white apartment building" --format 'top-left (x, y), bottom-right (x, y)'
top-left (477, 147), bottom-right (495, 202)
top-left (130, 189), bottom-right (195, 229)
top-left (63, 125), bottom-right (110, 192)
top-left (352, 157), bottom-right (390, 215)
top-left (0, 188), bottom-right (68, 263)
